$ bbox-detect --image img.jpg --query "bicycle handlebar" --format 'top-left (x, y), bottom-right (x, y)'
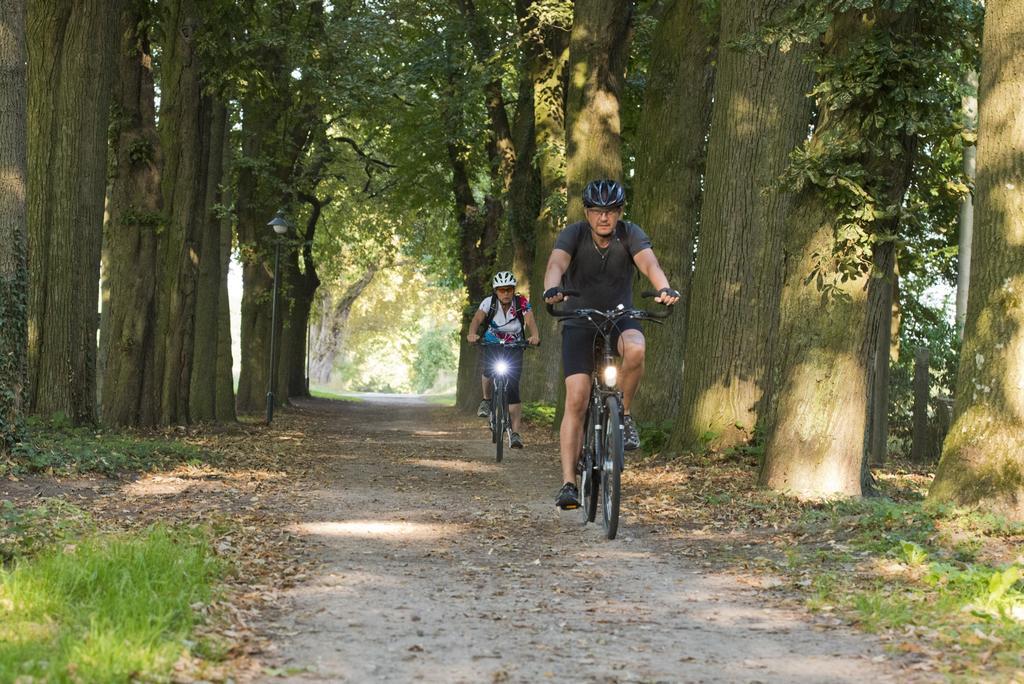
top-left (545, 289), bottom-right (674, 320)
top-left (475, 339), bottom-right (539, 349)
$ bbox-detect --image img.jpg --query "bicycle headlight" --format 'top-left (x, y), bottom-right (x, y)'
top-left (495, 360), bottom-right (510, 376)
top-left (602, 365), bottom-right (618, 387)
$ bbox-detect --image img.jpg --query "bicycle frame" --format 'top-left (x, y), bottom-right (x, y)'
top-left (477, 339), bottom-right (534, 462)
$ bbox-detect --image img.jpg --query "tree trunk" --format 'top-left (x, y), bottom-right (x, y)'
top-left (309, 267), bottom-right (378, 385)
top-left (956, 71), bottom-right (978, 339)
top-left (911, 347), bottom-right (930, 463)
top-left (283, 199), bottom-right (324, 398)
top-left (0, 0), bottom-right (28, 450)
top-left (235, 82), bottom-right (313, 415)
top-left (673, 0), bottom-right (815, 450)
top-left (866, 243), bottom-right (896, 466)
top-left (929, 0), bottom-right (1024, 519)
top-left (523, 6), bottom-right (571, 405)
top-left (99, 4), bottom-right (162, 427)
top-left (535, 0), bottom-right (631, 421)
top-left (215, 180), bottom-right (236, 422)
top-left (27, 0), bottom-right (118, 424)
top-left (760, 10), bottom-right (918, 498)
top-left (189, 103), bottom-right (230, 422)
top-left (153, 0), bottom-right (225, 425)
top-left (563, 0), bottom-right (631, 223)
top-left (629, 0), bottom-right (717, 423)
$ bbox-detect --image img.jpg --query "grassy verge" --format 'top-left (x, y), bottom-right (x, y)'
top-left (309, 388), bottom-right (364, 402)
top-left (0, 503), bottom-right (224, 682)
top-left (789, 496), bottom-right (1024, 679)
top-left (626, 452), bottom-right (1024, 680)
top-left (2, 417), bottom-right (208, 477)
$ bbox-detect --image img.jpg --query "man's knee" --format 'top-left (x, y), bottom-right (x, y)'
top-left (563, 375), bottom-right (589, 415)
top-left (620, 331), bottom-right (646, 367)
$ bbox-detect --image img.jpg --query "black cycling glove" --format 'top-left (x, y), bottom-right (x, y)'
top-left (543, 286), bottom-right (563, 300)
top-left (658, 287), bottom-right (681, 299)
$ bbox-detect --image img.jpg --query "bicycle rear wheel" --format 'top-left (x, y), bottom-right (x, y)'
top-left (601, 394), bottom-right (624, 539)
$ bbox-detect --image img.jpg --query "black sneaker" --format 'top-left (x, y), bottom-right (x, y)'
top-left (623, 414), bottom-right (640, 451)
top-left (477, 400), bottom-right (490, 418)
top-left (509, 432), bottom-right (524, 449)
top-left (556, 482), bottom-right (580, 510)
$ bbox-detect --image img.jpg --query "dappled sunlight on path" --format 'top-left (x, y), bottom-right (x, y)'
top-left (252, 396), bottom-right (935, 683)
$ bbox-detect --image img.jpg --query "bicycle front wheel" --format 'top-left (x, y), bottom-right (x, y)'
top-left (579, 401), bottom-right (600, 523)
top-left (494, 389), bottom-right (506, 462)
top-left (601, 394), bottom-right (624, 539)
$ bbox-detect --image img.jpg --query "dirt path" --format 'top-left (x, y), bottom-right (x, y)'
top-left (249, 396), bottom-right (933, 684)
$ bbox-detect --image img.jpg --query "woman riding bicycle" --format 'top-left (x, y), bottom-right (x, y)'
top-left (467, 271), bottom-right (540, 449)
top-left (542, 179), bottom-right (680, 509)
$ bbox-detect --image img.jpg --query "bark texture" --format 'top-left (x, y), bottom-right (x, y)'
top-left (309, 267), bottom-right (378, 385)
top-left (188, 103), bottom-right (232, 422)
top-left (0, 0), bottom-right (28, 449)
top-left (283, 196), bottom-right (325, 398)
top-left (27, 0), bottom-right (118, 423)
top-left (153, 0), bottom-right (226, 424)
top-left (523, 8), bottom-right (570, 405)
top-left (563, 0), bottom-right (631, 223)
top-left (673, 0), bottom-right (815, 450)
top-left (99, 4), bottom-right (162, 426)
top-left (760, 10), bottom-right (918, 497)
top-left (629, 0), bottom-right (716, 422)
top-left (930, 0), bottom-right (1024, 519)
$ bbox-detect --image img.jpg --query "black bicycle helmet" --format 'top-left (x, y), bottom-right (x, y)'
top-left (582, 179), bottom-right (626, 208)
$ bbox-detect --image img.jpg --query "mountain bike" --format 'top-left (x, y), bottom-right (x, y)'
top-left (477, 339), bottom-right (535, 463)
top-left (547, 291), bottom-right (671, 539)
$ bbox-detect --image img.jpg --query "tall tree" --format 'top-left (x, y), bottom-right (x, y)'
top-left (523, 0), bottom-right (571, 404)
top-left (309, 266), bottom-right (378, 385)
top-left (27, 0), bottom-right (119, 423)
top-left (187, 102), bottom-right (233, 421)
top-left (929, 0), bottom-right (1024, 519)
top-left (673, 0), bottom-right (815, 450)
top-left (532, 0), bottom-right (631, 418)
top-left (563, 0), bottom-right (632, 222)
top-left (234, 0), bottom-right (323, 414)
top-left (760, 1), bottom-right (976, 496)
top-left (629, 0), bottom-right (717, 421)
top-left (100, 1), bottom-right (162, 426)
top-left (152, 0), bottom-right (232, 424)
top-left (0, 0), bottom-right (29, 450)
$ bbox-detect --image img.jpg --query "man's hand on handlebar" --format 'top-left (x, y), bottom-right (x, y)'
top-left (655, 287), bottom-right (681, 306)
top-left (543, 286), bottom-right (564, 304)
top-left (467, 332), bottom-right (480, 343)
top-left (527, 335), bottom-right (540, 346)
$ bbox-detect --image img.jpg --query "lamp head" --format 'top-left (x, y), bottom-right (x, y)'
top-left (267, 210), bottom-right (291, 236)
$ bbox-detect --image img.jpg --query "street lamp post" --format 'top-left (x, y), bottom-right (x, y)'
top-left (266, 210), bottom-right (290, 424)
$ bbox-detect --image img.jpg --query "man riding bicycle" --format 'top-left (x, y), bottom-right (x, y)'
top-left (467, 271), bottom-right (541, 449)
top-left (543, 179), bottom-right (679, 509)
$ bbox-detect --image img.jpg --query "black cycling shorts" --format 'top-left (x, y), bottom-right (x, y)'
top-left (481, 346), bottom-right (524, 404)
top-left (561, 321), bottom-right (642, 378)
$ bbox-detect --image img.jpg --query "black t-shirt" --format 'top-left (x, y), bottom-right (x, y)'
top-left (553, 220), bottom-right (652, 326)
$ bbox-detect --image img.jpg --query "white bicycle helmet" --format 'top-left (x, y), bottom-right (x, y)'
top-left (492, 271), bottom-right (517, 288)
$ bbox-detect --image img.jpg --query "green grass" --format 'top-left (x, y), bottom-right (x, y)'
top-left (309, 388), bottom-right (365, 402)
top-left (522, 401), bottom-right (556, 427)
top-left (422, 393), bottom-right (455, 406)
top-left (0, 522), bottom-right (222, 682)
top-left (1, 500), bottom-right (94, 565)
top-left (4, 417), bottom-right (207, 477)
top-left (789, 498), bottom-right (1024, 677)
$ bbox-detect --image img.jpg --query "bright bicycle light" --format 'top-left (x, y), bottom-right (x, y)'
top-left (602, 365), bottom-right (618, 387)
top-left (495, 360), bottom-right (510, 376)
